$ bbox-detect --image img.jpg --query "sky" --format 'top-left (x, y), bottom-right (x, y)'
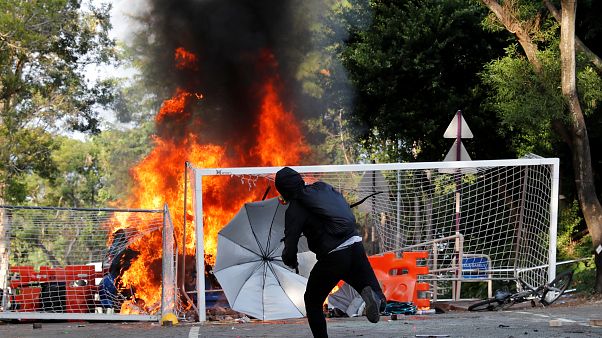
top-left (74, 0), bottom-right (146, 139)
top-left (108, 0), bottom-right (146, 42)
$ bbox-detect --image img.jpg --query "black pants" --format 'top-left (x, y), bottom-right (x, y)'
top-left (304, 242), bottom-right (384, 338)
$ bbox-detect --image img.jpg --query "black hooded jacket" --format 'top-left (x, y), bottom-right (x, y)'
top-left (275, 167), bottom-right (359, 267)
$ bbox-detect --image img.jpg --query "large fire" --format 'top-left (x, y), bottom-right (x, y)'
top-left (110, 47), bottom-right (310, 313)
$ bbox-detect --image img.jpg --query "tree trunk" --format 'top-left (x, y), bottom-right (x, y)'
top-left (544, 0), bottom-right (602, 73)
top-left (0, 189), bottom-right (9, 305)
top-left (481, 0), bottom-right (602, 292)
top-left (481, 0), bottom-right (542, 72)
top-left (559, 0), bottom-right (602, 293)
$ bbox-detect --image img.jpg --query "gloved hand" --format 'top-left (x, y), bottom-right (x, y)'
top-left (282, 254), bottom-right (298, 271)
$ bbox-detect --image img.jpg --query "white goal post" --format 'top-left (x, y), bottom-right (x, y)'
top-left (191, 157), bottom-right (559, 318)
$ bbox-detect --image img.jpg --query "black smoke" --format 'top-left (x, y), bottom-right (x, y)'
top-left (143, 0), bottom-right (326, 147)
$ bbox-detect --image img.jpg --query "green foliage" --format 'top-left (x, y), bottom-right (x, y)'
top-left (92, 123), bottom-right (154, 202)
top-left (481, 45), bottom-right (602, 134)
top-left (479, 0), bottom-right (602, 141)
top-left (577, 65), bottom-right (602, 116)
top-left (478, 3), bottom-right (602, 284)
top-left (0, 127), bottom-right (59, 204)
top-left (556, 200), bottom-right (597, 292)
top-left (0, 0), bottom-right (117, 132)
top-left (557, 200), bottom-right (586, 259)
top-left (571, 257), bottom-right (596, 293)
top-left (305, 115), bottom-right (357, 164)
top-left (0, 0), bottom-right (118, 202)
top-left (3, 121), bottom-right (153, 266)
top-left (338, 0), bottom-right (510, 162)
top-left (292, 0), bottom-right (370, 164)
top-left (296, 51), bottom-right (327, 99)
top-left (483, 50), bottom-right (557, 125)
top-left (47, 137), bottom-right (106, 207)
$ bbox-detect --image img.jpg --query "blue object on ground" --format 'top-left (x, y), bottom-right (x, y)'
top-left (99, 274), bottom-right (117, 308)
top-left (383, 301), bottom-right (417, 315)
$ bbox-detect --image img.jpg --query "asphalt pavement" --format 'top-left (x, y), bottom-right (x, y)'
top-left (1, 300), bottom-right (601, 338)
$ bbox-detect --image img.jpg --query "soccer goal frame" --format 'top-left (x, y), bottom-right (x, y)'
top-left (0, 205), bottom-right (178, 322)
top-left (191, 157), bottom-right (559, 319)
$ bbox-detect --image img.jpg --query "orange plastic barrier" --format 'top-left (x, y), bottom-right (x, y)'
top-left (368, 251), bottom-right (431, 308)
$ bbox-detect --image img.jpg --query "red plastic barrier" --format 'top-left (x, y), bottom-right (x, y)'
top-left (65, 265), bottom-right (96, 313)
top-left (9, 266), bottom-right (42, 312)
top-left (12, 287), bottom-right (42, 312)
top-left (9, 266), bottom-right (38, 287)
top-left (33, 265), bottom-right (97, 313)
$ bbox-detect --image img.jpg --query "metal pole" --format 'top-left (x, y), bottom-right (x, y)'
top-left (0, 208), bottom-right (11, 310)
top-left (548, 159), bottom-right (560, 282)
top-left (161, 204), bottom-right (176, 318)
top-left (181, 163), bottom-right (188, 297)
top-left (179, 162), bottom-right (197, 315)
top-left (192, 169), bottom-right (206, 322)
top-left (396, 139), bottom-right (402, 250)
top-left (454, 110), bottom-right (462, 300)
top-left (455, 110), bottom-right (462, 234)
top-left (513, 167), bottom-right (529, 277)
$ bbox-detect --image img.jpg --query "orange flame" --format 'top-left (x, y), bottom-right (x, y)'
top-left (175, 47), bottom-right (198, 70)
top-left (110, 47), bottom-right (310, 313)
top-left (252, 79), bottom-right (310, 166)
top-left (155, 88), bottom-right (196, 123)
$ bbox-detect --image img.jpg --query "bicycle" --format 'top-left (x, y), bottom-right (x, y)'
top-left (468, 270), bottom-right (573, 311)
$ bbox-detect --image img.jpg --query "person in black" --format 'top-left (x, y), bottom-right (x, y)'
top-left (275, 167), bottom-right (385, 338)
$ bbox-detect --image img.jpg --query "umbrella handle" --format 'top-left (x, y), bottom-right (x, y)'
top-left (349, 191), bottom-right (384, 208)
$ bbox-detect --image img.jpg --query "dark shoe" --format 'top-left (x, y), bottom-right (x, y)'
top-left (361, 286), bottom-right (381, 323)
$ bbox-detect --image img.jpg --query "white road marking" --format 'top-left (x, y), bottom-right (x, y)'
top-left (189, 326), bottom-right (200, 338)
top-left (510, 310), bottom-right (588, 326)
top-left (557, 318), bottom-right (577, 323)
top-left (533, 314), bottom-right (551, 318)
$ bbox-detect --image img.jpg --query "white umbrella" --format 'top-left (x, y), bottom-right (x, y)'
top-left (214, 197), bottom-right (315, 320)
top-left (328, 282), bottom-right (365, 317)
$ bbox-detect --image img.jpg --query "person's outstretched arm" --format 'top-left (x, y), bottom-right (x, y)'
top-left (282, 207), bottom-right (304, 269)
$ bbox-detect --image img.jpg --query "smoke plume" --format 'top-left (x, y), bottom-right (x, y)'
top-left (143, 0), bottom-right (330, 147)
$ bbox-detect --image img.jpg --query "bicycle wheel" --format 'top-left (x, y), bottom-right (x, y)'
top-left (541, 270), bottom-right (573, 306)
top-left (498, 297), bottom-right (520, 311)
top-left (468, 298), bottom-right (502, 311)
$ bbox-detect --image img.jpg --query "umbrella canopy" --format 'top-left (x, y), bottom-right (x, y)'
top-left (328, 282), bottom-right (365, 317)
top-left (214, 197), bottom-right (315, 320)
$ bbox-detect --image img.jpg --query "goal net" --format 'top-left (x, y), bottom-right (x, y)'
top-left (0, 205), bottom-right (178, 321)
top-left (191, 157), bottom-right (558, 309)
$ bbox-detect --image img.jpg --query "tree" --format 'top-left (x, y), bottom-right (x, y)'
top-left (43, 137), bottom-right (106, 208)
top-left (0, 0), bottom-right (117, 203)
top-left (290, 0), bottom-right (365, 165)
top-left (92, 124), bottom-right (155, 203)
top-left (0, 0), bottom-right (117, 288)
top-left (479, 0), bottom-right (602, 291)
top-left (338, 0), bottom-right (512, 163)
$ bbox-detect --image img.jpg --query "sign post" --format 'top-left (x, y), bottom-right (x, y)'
top-left (443, 110), bottom-right (473, 300)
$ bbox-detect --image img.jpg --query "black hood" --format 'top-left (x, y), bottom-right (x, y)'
top-left (275, 167), bottom-right (305, 200)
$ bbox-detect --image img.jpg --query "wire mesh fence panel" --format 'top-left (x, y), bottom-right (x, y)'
top-left (0, 206), bottom-right (176, 321)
